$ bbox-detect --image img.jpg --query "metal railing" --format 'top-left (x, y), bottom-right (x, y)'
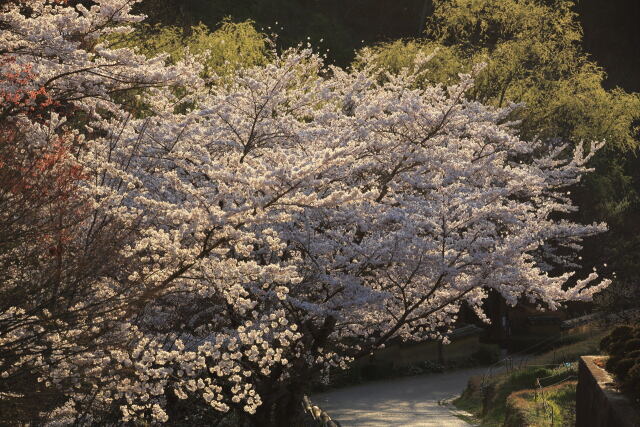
top-left (533, 370), bottom-right (577, 426)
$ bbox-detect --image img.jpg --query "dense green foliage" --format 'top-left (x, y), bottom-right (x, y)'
top-left (131, 0), bottom-right (640, 92)
top-left (601, 325), bottom-right (640, 397)
top-left (135, 0), bottom-right (428, 66)
top-left (110, 20), bottom-right (270, 78)
top-left (363, 0), bottom-right (640, 150)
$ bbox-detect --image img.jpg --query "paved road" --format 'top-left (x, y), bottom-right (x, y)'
top-left (312, 366), bottom-right (488, 427)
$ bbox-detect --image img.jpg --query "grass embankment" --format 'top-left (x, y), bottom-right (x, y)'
top-left (505, 380), bottom-right (577, 427)
top-left (454, 328), bottom-right (609, 426)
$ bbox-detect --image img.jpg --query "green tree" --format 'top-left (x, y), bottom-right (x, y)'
top-left (110, 19), bottom-right (270, 78)
top-left (360, 0), bottom-right (640, 150)
top-left (356, 0), bottom-right (640, 304)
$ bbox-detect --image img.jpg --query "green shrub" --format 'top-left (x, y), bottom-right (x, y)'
top-left (625, 338), bottom-right (640, 352)
top-left (109, 20), bottom-right (270, 79)
top-left (606, 355), bottom-right (622, 373)
top-left (600, 324), bottom-right (640, 399)
top-left (610, 341), bottom-right (628, 355)
top-left (614, 358), bottom-right (637, 378)
top-left (627, 364), bottom-right (640, 389)
top-left (601, 325), bottom-right (639, 356)
top-left (609, 325), bottom-right (634, 340)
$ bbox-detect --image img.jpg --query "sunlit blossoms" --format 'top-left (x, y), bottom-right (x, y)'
top-left (0, 0), bottom-right (609, 425)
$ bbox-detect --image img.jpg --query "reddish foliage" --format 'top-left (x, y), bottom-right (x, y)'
top-left (0, 123), bottom-right (88, 256)
top-left (1, 56), bottom-right (58, 119)
top-left (1, 54), bottom-right (87, 260)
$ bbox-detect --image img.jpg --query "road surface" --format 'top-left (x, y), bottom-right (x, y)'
top-left (312, 366), bottom-right (488, 426)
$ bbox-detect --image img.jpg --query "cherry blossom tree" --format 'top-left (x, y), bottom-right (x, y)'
top-left (0, 1), bottom-right (610, 425)
top-left (0, 0), bottom-right (197, 422)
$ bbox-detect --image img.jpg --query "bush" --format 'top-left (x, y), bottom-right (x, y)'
top-left (610, 325), bottom-right (634, 340)
top-left (600, 324), bottom-right (640, 398)
top-left (627, 364), bottom-right (640, 389)
top-left (614, 358), bottom-right (637, 378)
top-left (600, 325), bottom-right (634, 352)
top-left (625, 338), bottom-right (640, 352)
top-left (606, 355), bottom-right (623, 373)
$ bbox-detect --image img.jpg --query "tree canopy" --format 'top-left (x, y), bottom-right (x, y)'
top-left (357, 0), bottom-right (640, 294)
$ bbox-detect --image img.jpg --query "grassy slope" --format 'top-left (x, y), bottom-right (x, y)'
top-left (453, 328), bottom-right (609, 426)
top-left (505, 381), bottom-right (577, 427)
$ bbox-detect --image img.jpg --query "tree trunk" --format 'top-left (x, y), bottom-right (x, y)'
top-left (249, 385), bottom-right (306, 427)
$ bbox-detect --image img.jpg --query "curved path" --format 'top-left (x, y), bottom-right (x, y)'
top-left (312, 366), bottom-right (487, 426)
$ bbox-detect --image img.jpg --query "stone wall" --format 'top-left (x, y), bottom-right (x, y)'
top-left (362, 325), bottom-right (484, 369)
top-left (576, 356), bottom-right (640, 427)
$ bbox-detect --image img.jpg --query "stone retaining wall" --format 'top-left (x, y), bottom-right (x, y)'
top-left (576, 356), bottom-right (640, 427)
top-left (360, 324), bottom-right (484, 369)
